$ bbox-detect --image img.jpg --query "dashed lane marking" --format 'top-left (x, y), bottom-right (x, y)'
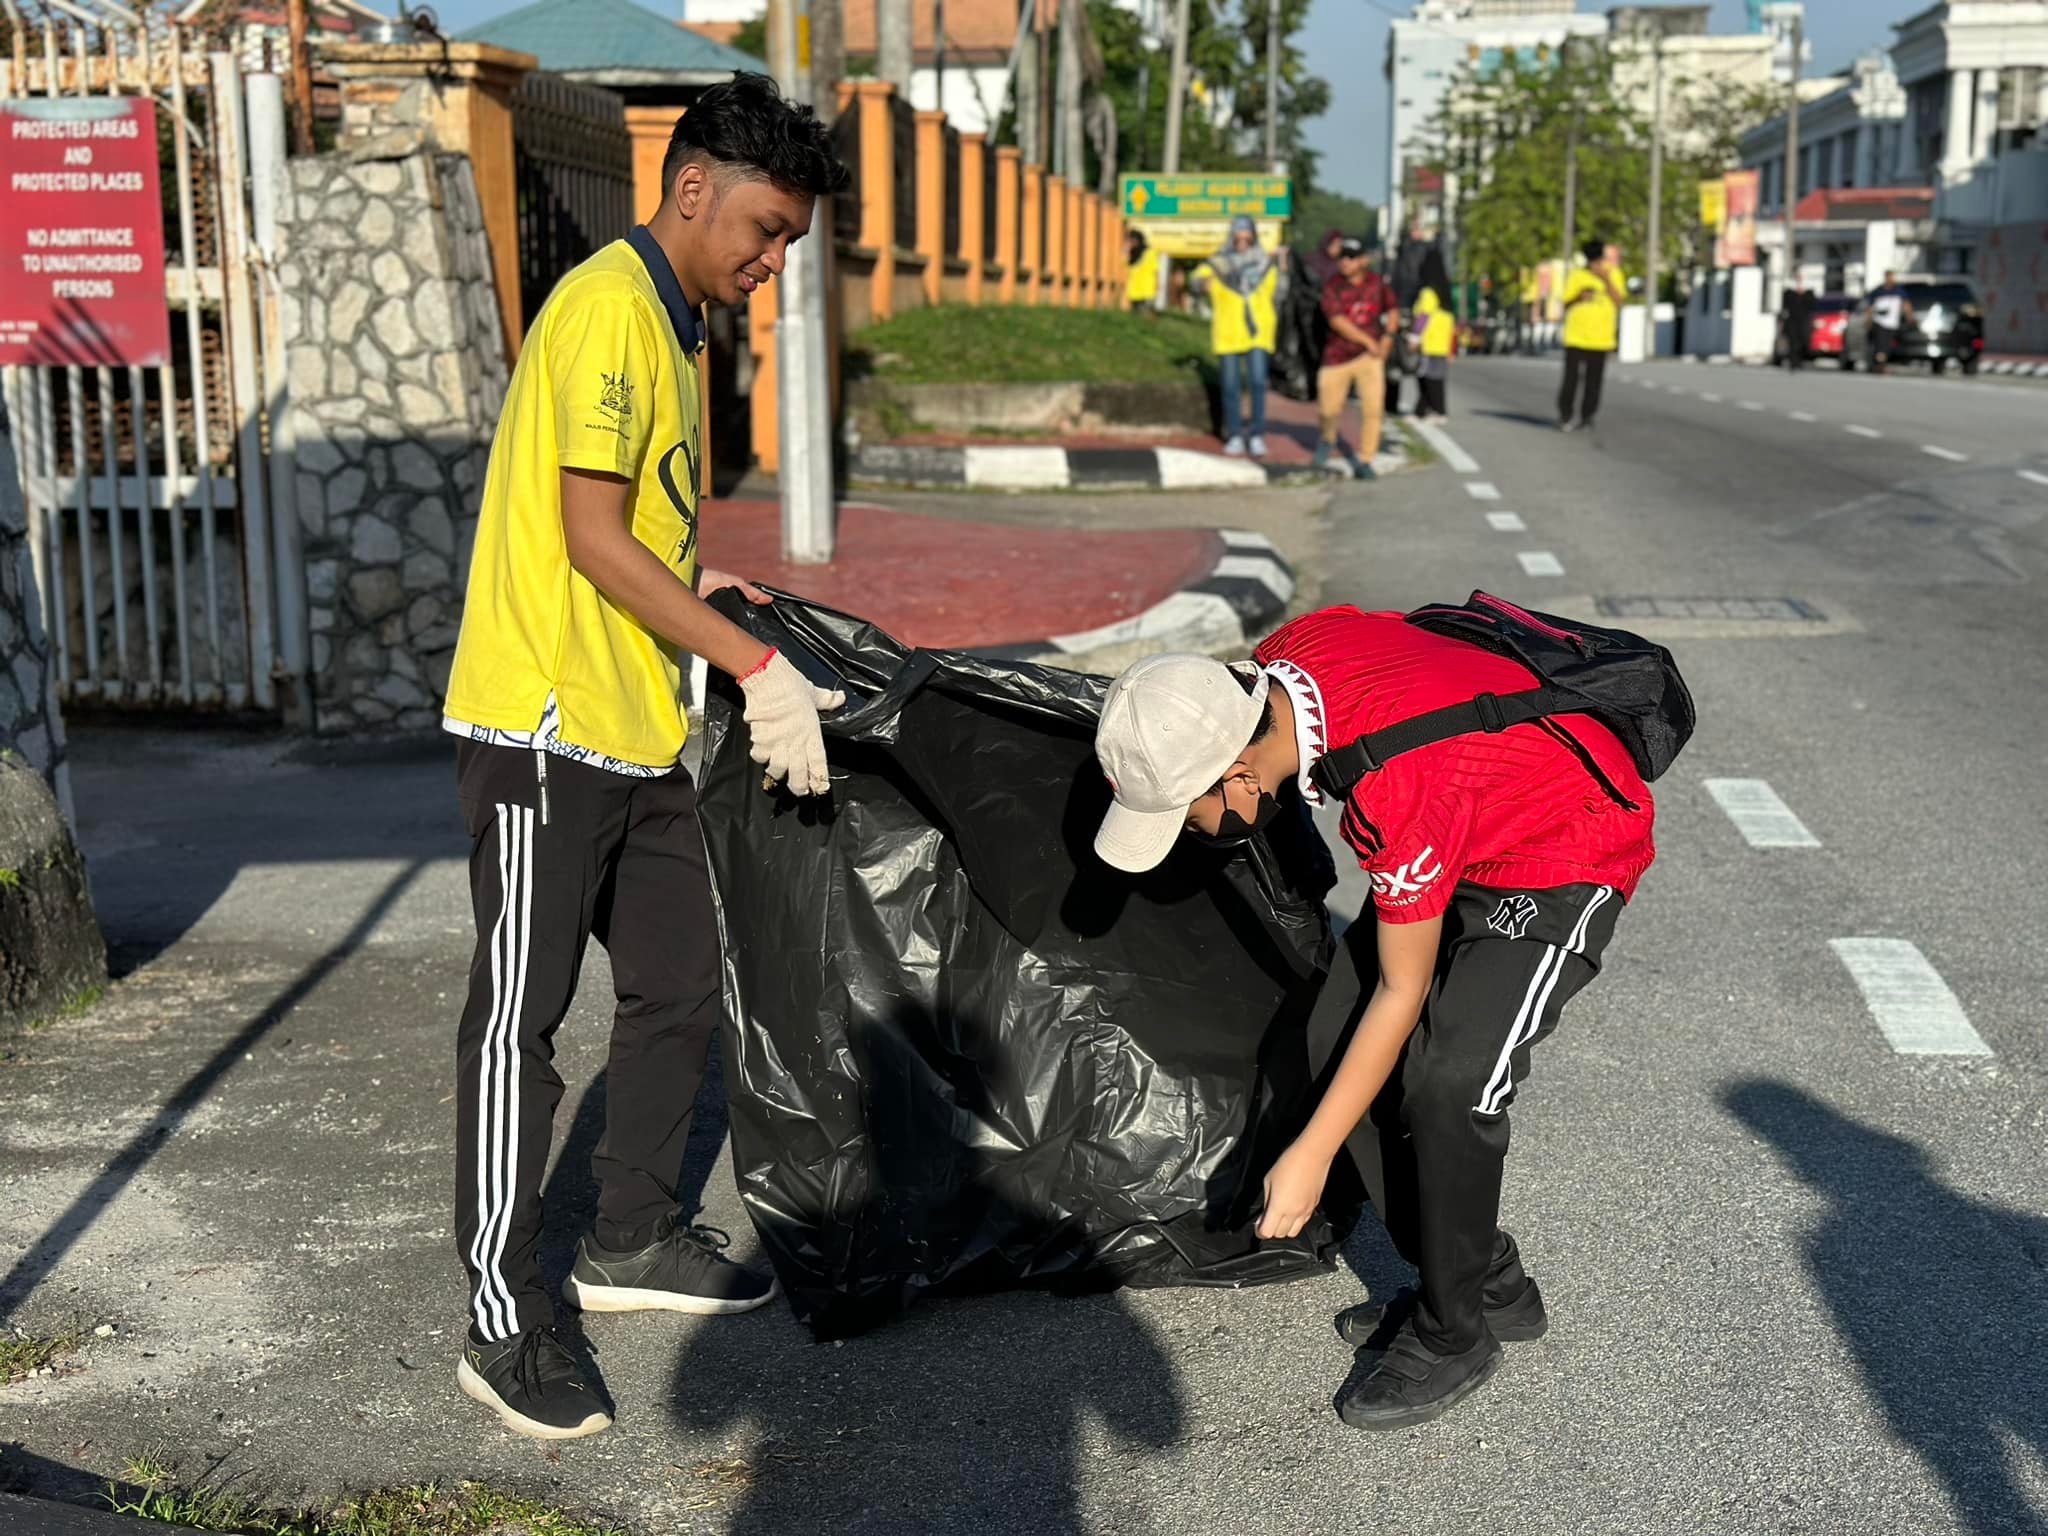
top-left (1486, 511), bottom-right (1527, 532)
top-left (1704, 778), bottom-right (1820, 849)
top-left (1847, 424), bottom-right (1883, 438)
top-left (1702, 392), bottom-right (1724, 403)
top-left (1739, 400), bottom-right (1766, 411)
top-left (1517, 551), bottom-right (1564, 577)
top-left (1412, 419), bottom-right (1479, 473)
top-left (2022, 470), bottom-right (2048, 489)
top-left (1791, 410), bottom-right (1817, 422)
top-left (1830, 938), bottom-right (1991, 1057)
top-left (1921, 445), bottom-right (1968, 462)
top-left (1465, 481), bottom-right (1502, 500)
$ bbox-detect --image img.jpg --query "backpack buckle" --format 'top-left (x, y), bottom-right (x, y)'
top-left (1473, 691), bottom-right (1507, 732)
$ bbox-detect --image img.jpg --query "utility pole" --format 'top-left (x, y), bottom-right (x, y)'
top-left (1161, 0), bottom-right (1190, 174)
top-left (1015, 0), bottom-right (1041, 161)
top-left (813, 0), bottom-right (844, 126)
top-left (1263, 0), bottom-right (1279, 169)
top-left (934, 0), bottom-right (946, 111)
top-left (1056, 0), bottom-right (1081, 177)
top-left (1560, 114), bottom-right (1579, 277)
top-left (878, 0), bottom-right (912, 97)
top-left (285, 0), bottom-right (314, 155)
top-left (1645, 32), bottom-right (1663, 356)
top-left (1781, 10), bottom-right (1801, 307)
top-left (769, 0), bottom-right (835, 562)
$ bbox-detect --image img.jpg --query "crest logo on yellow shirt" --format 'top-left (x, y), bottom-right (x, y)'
top-left (598, 371), bottom-right (635, 421)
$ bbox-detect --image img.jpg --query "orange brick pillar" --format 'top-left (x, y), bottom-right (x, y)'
top-left (855, 81), bottom-right (898, 321)
top-left (995, 147), bottom-right (1021, 303)
top-left (960, 132), bottom-right (988, 304)
top-left (1045, 175), bottom-right (1067, 307)
top-left (1021, 161), bottom-right (1045, 305)
top-left (1064, 183), bottom-right (1085, 307)
top-left (914, 109), bottom-right (946, 307)
top-left (748, 278), bottom-right (779, 475)
top-left (1080, 193), bottom-right (1101, 308)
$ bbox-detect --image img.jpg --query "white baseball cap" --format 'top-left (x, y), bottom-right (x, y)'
top-left (1094, 654), bottom-right (1270, 873)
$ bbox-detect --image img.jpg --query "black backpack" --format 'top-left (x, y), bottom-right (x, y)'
top-left (1306, 592), bottom-right (1695, 810)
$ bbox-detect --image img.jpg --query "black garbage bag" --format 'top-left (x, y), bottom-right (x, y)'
top-left (697, 592), bottom-right (1351, 1339)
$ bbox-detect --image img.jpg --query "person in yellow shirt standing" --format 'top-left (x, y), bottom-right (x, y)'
top-left (440, 73), bottom-right (848, 1442)
top-left (1558, 239), bottom-right (1625, 431)
top-left (1124, 227), bottom-right (1159, 311)
top-left (1410, 247), bottom-right (1456, 423)
top-left (1192, 214), bottom-right (1282, 457)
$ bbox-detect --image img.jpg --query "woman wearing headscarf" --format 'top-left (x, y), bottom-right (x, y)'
top-left (1192, 214), bottom-right (1281, 457)
top-left (1124, 228), bottom-right (1159, 311)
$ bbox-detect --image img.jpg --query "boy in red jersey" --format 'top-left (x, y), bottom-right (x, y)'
top-left (1092, 605), bottom-right (1655, 1429)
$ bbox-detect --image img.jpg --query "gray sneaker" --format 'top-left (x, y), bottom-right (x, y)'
top-left (563, 1215), bottom-right (778, 1316)
top-left (456, 1326), bottom-right (612, 1440)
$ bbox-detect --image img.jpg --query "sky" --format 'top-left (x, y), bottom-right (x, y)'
top-left (1299, 0), bottom-right (1909, 205)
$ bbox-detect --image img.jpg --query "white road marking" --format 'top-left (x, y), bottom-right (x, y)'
top-left (962, 445), bottom-right (1072, 488)
top-left (1846, 424), bottom-right (1882, 439)
top-left (1791, 410), bottom-right (1817, 422)
top-left (1704, 778), bottom-right (1820, 849)
top-left (1921, 444), bottom-right (1968, 462)
top-left (1701, 392), bottom-right (1723, 403)
top-left (1517, 550), bottom-right (1564, 577)
top-left (2022, 469), bottom-right (2048, 489)
top-left (1412, 419), bottom-right (1480, 473)
top-left (1738, 400), bottom-right (1766, 411)
top-left (1465, 481), bottom-right (1502, 500)
top-left (1486, 511), bottom-right (1527, 532)
top-left (1211, 554), bottom-right (1296, 602)
top-left (1830, 938), bottom-right (1991, 1057)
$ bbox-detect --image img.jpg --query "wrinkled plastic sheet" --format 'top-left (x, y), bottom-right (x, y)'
top-left (698, 593), bottom-right (1348, 1338)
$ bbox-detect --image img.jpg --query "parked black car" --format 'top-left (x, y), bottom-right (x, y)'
top-left (1843, 280), bottom-right (1986, 374)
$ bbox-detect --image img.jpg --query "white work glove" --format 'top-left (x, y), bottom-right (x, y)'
top-left (737, 649), bottom-right (845, 797)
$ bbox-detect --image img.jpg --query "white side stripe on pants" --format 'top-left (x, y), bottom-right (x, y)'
top-left (1474, 886), bottom-right (1614, 1115)
top-left (469, 803), bottom-right (535, 1339)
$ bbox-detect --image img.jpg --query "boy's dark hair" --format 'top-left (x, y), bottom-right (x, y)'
top-left (1581, 238), bottom-right (1606, 265)
top-left (660, 72), bottom-right (850, 202)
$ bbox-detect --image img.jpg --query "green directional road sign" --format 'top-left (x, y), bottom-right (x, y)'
top-left (1120, 174), bottom-right (1292, 221)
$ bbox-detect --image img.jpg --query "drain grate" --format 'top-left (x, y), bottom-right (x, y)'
top-left (1595, 595), bottom-right (1829, 623)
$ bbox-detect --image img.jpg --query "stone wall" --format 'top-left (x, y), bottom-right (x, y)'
top-left (276, 149), bottom-right (508, 733)
top-left (0, 400), bottom-right (70, 815)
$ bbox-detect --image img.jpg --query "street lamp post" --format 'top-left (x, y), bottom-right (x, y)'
top-left (1646, 33), bottom-right (1663, 356)
top-left (1782, 11), bottom-right (1802, 307)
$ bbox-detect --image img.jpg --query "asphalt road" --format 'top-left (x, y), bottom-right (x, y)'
top-left (4, 355), bottom-right (2045, 1534)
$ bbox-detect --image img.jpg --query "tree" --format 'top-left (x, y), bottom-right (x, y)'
top-left (1293, 187), bottom-right (1377, 245)
top-left (1083, 0), bottom-right (1330, 195)
top-left (1428, 44), bottom-right (1762, 300)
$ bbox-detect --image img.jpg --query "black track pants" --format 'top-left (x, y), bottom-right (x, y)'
top-left (1306, 881), bottom-right (1622, 1353)
top-left (1558, 347), bottom-right (1608, 426)
top-left (452, 739), bottom-right (723, 1341)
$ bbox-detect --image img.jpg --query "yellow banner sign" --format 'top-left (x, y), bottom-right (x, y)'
top-left (1698, 178), bottom-right (1726, 232)
top-left (1128, 217), bottom-right (1285, 260)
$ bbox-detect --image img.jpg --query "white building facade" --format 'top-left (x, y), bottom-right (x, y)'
top-left (1383, 0), bottom-right (1606, 243)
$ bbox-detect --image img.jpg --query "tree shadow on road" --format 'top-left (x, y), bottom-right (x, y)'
top-left (1725, 1079), bottom-right (2048, 1536)
top-left (661, 1224), bottom-right (1186, 1535)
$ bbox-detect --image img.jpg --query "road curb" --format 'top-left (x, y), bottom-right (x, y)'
top-left (976, 528), bottom-right (1296, 673)
top-left (849, 441), bottom-right (1401, 492)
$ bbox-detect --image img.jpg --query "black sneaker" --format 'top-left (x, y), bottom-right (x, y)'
top-left (456, 1326), bottom-right (611, 1440)
top-left (1336, 1321), bottom-right (1503, 1431)
top-left (1336, 1275), bottom-right (1548, 1349)
top-left (563, 1215), bottom-right (778, 1316)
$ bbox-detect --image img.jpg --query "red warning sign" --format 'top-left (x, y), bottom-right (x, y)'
top-left (0, 95), bottom-right (171, 366)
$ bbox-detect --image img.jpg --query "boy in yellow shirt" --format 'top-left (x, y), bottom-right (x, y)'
top-left (1558, 239), bottom-right (1625, 431)
top-left (443, 73), bottom-right (847, 1441)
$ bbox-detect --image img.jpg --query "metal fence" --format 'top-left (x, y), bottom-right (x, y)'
top-left (832, 104), bottom-right (862, 245)
top-left (511, 71), bottom-right (633, 326)
top-left (943, 126), bottom-right (961, 261)
top-left (1, 10), bottom-right (284, 712)
top-left (890, 94), bottom-right (916, 252)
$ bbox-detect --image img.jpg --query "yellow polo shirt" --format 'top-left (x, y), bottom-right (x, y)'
top-left (444, 233), bottom-right (703, 769)
top-left (1562, 266), bottom-right (1625, 352)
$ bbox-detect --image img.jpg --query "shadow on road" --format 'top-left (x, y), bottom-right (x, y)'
top-left (1725, 1079), bottom-right (2048, 1536)
top-left (1470, 408), bottom-right (1565, 431)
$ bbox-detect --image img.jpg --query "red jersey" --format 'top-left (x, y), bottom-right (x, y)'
top-left (1321, 271), bottom-right (1397, 366)
top-left (1255, 606), bottom-right (1656, 924)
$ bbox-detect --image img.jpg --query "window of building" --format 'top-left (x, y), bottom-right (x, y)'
top-left (1799, 144), bottom-right (1813, 196)
top-left (1998, 66), bottom-right (2043, 152)
top-left (1839, 128), bottom-right (1858, 187)
top-left (1818, 138), bottom-right (1834, 187)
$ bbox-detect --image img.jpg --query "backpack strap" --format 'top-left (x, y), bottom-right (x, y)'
top-left (1307, 686), bottom-right (1574, 801)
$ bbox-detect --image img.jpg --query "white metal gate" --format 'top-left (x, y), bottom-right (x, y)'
top-left (1, 6), bottom-right (295, 714)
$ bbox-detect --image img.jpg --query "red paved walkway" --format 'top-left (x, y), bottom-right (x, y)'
top-left (698, 500), bottom-right (1221, 649)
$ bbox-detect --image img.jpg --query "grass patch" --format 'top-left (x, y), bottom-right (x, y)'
top-left (848, 304), bottom-right (1215, 386)
top-left (1, 1319), bottom-right (88, 1382)
top-left (107, 1458), bottom-right (626, 1536)
top-left (0, 867), bottom-right (19, 888)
